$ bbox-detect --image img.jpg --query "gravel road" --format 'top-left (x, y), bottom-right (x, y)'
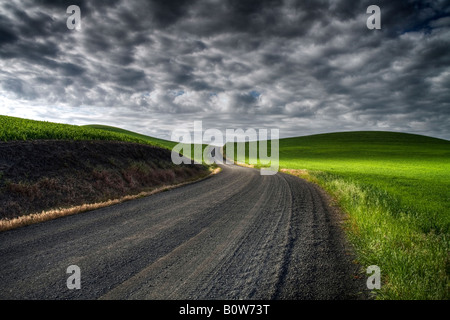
top-left (0, 164), bottom-right (366, 300)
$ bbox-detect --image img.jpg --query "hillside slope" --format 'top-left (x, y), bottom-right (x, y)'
top-left (227, 131), bottom-right (450, 299)
top-left (0, 140), bottom-right (208, 221)
top-left (0, 116), bottom-right (210, 227)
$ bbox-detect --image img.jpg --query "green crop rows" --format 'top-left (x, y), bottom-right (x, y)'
top-left (0, 115), bottom-right (168, 149)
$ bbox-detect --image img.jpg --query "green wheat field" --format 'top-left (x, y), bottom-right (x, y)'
top-left (228, 131), bottom-right (450, 299)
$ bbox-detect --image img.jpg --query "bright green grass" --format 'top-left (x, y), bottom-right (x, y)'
top-left (83, 124), bottom-right (177, 150)
top-left (0, 115), bottom-right (171, 149)
top-left (0, 115), bottom-right (208, 163)
top-left (228, 131), bottom-right (450, 300)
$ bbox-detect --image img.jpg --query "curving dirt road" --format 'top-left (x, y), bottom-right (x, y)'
top-left (0, 164), bottom-right (366, 300)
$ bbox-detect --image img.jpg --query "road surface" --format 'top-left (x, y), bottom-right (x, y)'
top-left (0, 164), bottom-right (366, 299)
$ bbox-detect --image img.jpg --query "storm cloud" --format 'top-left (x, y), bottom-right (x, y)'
top-left (0, 0), bottom-right (449, 140)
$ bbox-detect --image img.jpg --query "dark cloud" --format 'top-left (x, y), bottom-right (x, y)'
top-left (147, 0), bottom-right (197, 28)
top-left (0, 27), bottom-right (18, 46)
top-left (59, 62), bottom-right (85, 76)
top-left (0, 0), bottom-right (449, 140)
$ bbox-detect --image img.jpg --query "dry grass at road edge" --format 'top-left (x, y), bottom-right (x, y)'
top-left (0, 167), bottom-right (221, 232)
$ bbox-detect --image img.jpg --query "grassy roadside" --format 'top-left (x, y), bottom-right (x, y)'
top-left (284, 169), bottom-right (448, 300)
top-left (227, 131), bottom-right (450, 300)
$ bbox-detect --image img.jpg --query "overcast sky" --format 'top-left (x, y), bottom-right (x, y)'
top-left (1, 0), bottom-right (449, 141)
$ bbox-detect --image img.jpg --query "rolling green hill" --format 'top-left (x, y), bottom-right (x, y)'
top-left (83, 124), bottom-right (177, 150)
top-left (278, 132), bottom-right (450, 232)
top-left (0, 115), bottom-right (209, 164)
top-left (227, 131), bottom-right (450, 300)
top-left (0, 115), bottom-right (171, 149)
